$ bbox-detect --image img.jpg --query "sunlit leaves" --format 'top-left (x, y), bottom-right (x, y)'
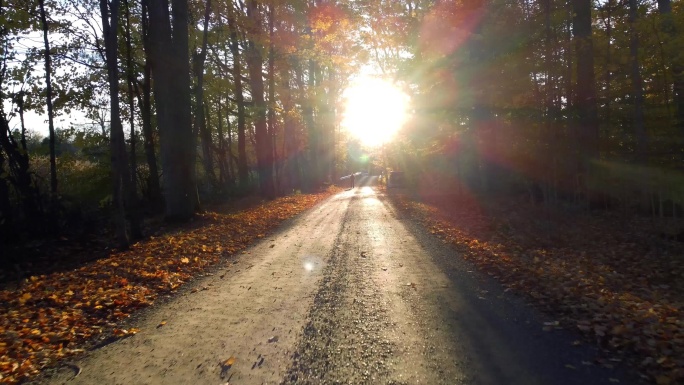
top-left (0, 190), bottom-right (335, 383)
top-left (391, 192), bottom-right (684, 384)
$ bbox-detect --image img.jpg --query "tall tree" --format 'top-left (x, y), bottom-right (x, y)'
top-left (629, 0), bottom-right (646, 158)
top-left (123, 0), bottom-right (142, 238)
top-left (572, 0), bottom-right (599, 163)
top-left (245, 0), bottom-right (274, 198)
top-left (227, 2), bottom-right (248, 186)
top-left (138, 0), bottom-right (162, 206)
top-left (38, 0), bottom-right (58, 196)
top-left (148, 0), bottom-right (196, 220)
top-left (657, 0), bottom-right (684, 129)
top-left (194, 0), bottom-right (215, 186)
top-left (100, 0), bottom-right (138, 246)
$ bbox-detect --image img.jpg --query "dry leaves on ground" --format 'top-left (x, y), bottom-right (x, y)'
top-left (0, 189), bottom-right (336, 384)
top-left (388, 191), bottom-right (684, 384)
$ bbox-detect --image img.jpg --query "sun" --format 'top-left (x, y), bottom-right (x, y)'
top-left (341, 77), bottom-right (409, 147)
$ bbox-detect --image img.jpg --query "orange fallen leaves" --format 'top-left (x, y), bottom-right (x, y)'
top-left (0, 189), bottom-right (335, 384)
top-left (390, 192), bottom-right (684, 384)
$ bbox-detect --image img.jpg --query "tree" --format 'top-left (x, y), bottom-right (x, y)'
top-left (572, 0), bottom-right (598, 172)
top-left (148, 0), bottom-right (195, 220)
top-left (227, 1), bottom-right (249, 187)
top-left (194, 0), bottom-right (215, 187)
top-left (629, 0), bottom-right (646, 158)
top-left (38, 0), bottom-right (58, 197)
top-left (657, 0), bottom-right (684, 130)
top-left (138, 0), bottom-right (163, 206)
top-left (100, 0), bottom-right (139, 246)
top-left (245, 0), bottom-right (274, 198)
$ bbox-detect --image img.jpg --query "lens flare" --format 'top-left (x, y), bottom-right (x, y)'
top-left (342, 77), bottom-right (409, 147)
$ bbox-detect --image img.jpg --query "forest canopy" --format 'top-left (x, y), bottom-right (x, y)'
top-left (1, 0), bottom-right (683, 252)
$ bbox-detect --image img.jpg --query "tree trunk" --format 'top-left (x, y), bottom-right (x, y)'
top-left (123, 0), bottom-right (142, 238)
top-left (216, 96), bottom-right (227, 187)
top-left (139, 0), bottom-right (162, 208)
top-left (38, 0), bottom-right (57, 197)
top-left (572, 0), bottom-right (598, 160)
top-left (267, 5), bottom-right (278, 195)
top-left (327, 68), bottom-right (337, 182)
top-left (245, 0), bottom-right (274, 198)
top-left (603, 0), bottom-right (613, 129)
top-left (629, 0), bottom-right (646, 159)
top-left (1, 93), bottom-right (43, 227)
top-left (0, 146), bottom-right (10, 242)
top-left (149, 0), bottom-right (196, 221)
top-left (227, 2), bottom-right (248, 187)
top-left (195, 0), bottom-right (214, 186)
top-left (100, 0), bottom-right (132, 247)
top-left (657, 0), bottom-right (684, 129)
top-left (304, 59), bottom-right (317, 191)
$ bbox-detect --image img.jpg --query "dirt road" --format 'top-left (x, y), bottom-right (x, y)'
top-left (40, 178), bottom-right (634, 385)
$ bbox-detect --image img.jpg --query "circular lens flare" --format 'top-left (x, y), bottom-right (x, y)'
top-left (342, 77), bottom-right (409, 147)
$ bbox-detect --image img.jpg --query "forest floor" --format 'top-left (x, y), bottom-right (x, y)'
top-left (0, 188), bottom-right (337, 384)
top-left (386, 187), bottom-right (684, 385)
top-left (2, 182), bottom-right (682, 385)
top-left (14, 180), bottom-right (643, 385)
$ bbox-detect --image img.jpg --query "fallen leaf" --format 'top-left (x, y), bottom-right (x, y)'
top-left (157, 321), bottom-right (167, 328)
top-left (223, 356), bottom-right (236, 367)
top-left (18, 293), bottom-right (31, 305)
top-left (267, 336), bottom-right (279, 343)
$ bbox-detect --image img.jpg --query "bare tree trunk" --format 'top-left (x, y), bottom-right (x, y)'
top-left (629, 0), bottom-right (646, 159)
top-left (216, 97), bottom-right (227, 187)
top-left (38, 0), bottom-right (57, 197)
top-left (267, 4), bottom-right (278, 195)
top-left (149, 0), bottom-right (196, 221)
top-left (600, 0), bottom-right (614, 128)
top-left (123, 0), bottom-right (142, 238)
top-left (281, 64), bottom-right (299, 192)
top-left (246, 0), bottom-right (274, 198)
top-left (139, 0), bottom-right (162, 208)
top-left (304, 59), bottom-right (317, 191)
top-left (657, 0), bottom-right (684, 129)
top-left (5, 93), bottom-right (43, 226)
top-left (327, 68), bottom-right (337, 182)
top-left (227, 2), bottom-right (248, 187)
top-left (101, 0), bottom-right (132, 247)
top-left (0, 146), bottom-right (10, 241)
top-left (195, 0), bottom-right (215, 186)
top-left (572, 0), bottom-right (598, 187)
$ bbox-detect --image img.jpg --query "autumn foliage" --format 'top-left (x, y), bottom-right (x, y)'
top-left (0, 189), bottom-right (335, 384)
top-left (389, 191), bottom-right (684, 384)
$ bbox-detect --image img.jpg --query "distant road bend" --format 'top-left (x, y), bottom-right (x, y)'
top-left (40, 176), bottom-right (633, 385)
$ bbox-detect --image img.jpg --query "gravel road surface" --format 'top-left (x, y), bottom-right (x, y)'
top-left (39, 177), bottom-right (634, 385)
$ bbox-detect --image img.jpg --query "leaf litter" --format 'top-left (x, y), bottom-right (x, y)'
top-left (389, 192), bottom-right (684, 384)
top-left (0, 189), bottom-right (336, 384)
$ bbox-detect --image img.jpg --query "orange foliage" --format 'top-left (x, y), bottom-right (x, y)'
top-left (0, 190), bottom-right (336, 384)
top-left (390, 192), bottom-right (684, 384)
